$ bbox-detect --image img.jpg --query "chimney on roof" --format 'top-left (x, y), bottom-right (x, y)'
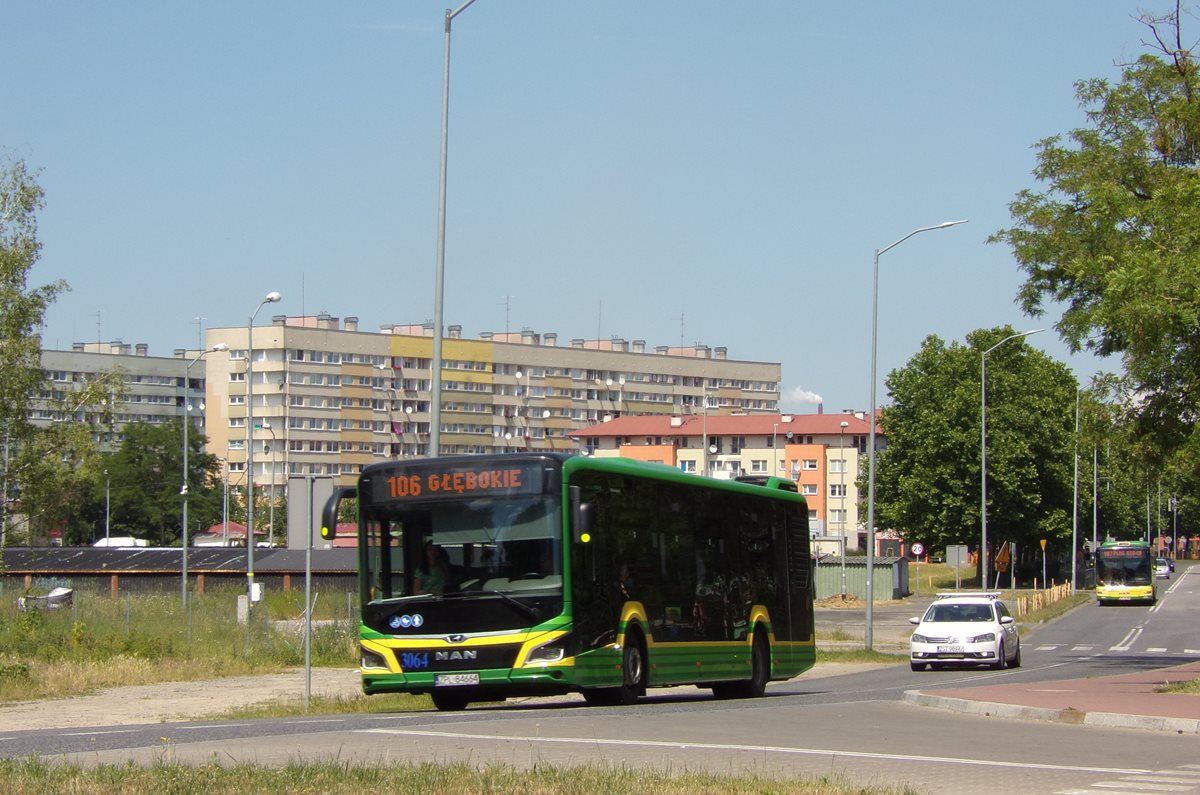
top-left (714, 347), bottom-right (727, 360)
top-left (612, 337), bottom-right (628, 352)
top-left (655, 345), bottom-right (668, 355)
top-left (521, 329), bottom-right (536, 344)
top-left (633, 339), bottom-right (645, 353)
top-left (135, 343), bottom-right (148, 357)
top-left (449, 325), bottom-right (462, 339)
top-left (544, 332), bottom-right (557, 346)
top-left (479, 331), bottom-right (494, 340)
top-left (345, 316), bottom-right (359, 332)
top-left (570, 338), bottom-right (585, 349)
top-left (817, 402), bottom-right (824, 414)
top-left (72, 343), bottom-right (84, 352)
top-left (272, 314), bottom-right (287, 326)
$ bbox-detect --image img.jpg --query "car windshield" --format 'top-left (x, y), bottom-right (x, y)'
top-left (925, 603), bottom-right (994, 623)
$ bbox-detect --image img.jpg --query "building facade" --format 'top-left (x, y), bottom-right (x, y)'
top-left (567, 412), bottom-right (873, 552)
top-left (35, 342), bottom-right (210, 443)
top-left (203, 314), bottom-right (783, 493)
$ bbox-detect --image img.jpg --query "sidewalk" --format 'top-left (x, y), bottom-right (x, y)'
top-left (904, 660), bottom-right (1200, 734)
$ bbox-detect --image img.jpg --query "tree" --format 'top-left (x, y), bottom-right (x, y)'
top-left (991, 5), bottom-right (1200, 457)
top-left (1, 154), bottom-right (67, 546)
top-left (105, 421), bottom-right (222, 546)
top-left (873, 328), bottom-right (1077, 573)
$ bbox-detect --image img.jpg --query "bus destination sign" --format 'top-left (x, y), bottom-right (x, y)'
top-left (1097, 548), bottom-right (1146, 558)
top-left (372, 461), bottom-right (545, 502)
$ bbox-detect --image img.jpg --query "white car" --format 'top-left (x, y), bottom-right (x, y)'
top-left (1156, 558), bottom-right (1172, 579)
top-left (909, 592), bottom-right (1021, 672)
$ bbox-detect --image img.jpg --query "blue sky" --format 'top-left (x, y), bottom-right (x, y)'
top-left (3, 2), bottom-right (1155, 413)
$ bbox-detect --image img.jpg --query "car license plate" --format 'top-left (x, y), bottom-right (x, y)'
top-left (937, 645), bottom-right (964, 653)
top-left (435, 673), bottom-right (479, 687)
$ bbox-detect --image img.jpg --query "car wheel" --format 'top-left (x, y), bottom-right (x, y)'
top-left (910, 661), bottom-right (926, 672)
top-left (1011, 640), bottom-right (1021, 669)
top-left (993, 641), bottom-right (1008, 670)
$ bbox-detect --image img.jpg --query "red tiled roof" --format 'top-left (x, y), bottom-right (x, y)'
top-left (569, 412), bottom-right (873, 439)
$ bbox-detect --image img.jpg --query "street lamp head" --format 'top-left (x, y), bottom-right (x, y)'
top-left (938, 219), bottom-right (969, 228)
top-left (264, 291), bottom-right (282, 304)
top-left (211, 343), bottom-right (229, 353)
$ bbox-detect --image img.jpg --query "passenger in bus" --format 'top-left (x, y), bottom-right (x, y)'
top-left (415, 542), bottom-right (454, 594)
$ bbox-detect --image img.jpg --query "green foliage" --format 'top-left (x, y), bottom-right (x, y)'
top-left (105, 420), bottom-right (222, 545)
top-left (0, 154), bottom-right (67, 547)
top-left (873, 327), bottom-right (1077, 559)
top-left (991, 8), bottom-right (1200, 460)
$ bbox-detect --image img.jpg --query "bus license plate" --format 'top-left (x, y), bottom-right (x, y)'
top-left (435, 673), bottom-right (479, 687)
top-left (937, 645), bottom-right (964, 653)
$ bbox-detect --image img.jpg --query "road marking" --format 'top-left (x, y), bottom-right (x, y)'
top-left (1145, 648), bottom-right (1168, 653)
top-left (1115, 627), bottom-right (1143, 649)
top-left (1088, 781), bottom-right (1193, 791)
top-left (1036, 645), bottom-right (1059, 651)
top-left (60, 729), bottom-right (139, 737)
top-left (1184, 649), bottom-right (1200, 655)
top-left (291, 719), bottom-right (347, 725)
top-left (1071, 646), bottom-right (1095, 651)
top-left (179, 723), bottom-right (253, 730)
top-left (356, 729), bottom-right (1150, 775)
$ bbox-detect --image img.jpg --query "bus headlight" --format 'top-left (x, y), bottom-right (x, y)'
top-left (526, 637), bottom-right (568, 664)
top-left (361, 646), bottom-right (389, 670)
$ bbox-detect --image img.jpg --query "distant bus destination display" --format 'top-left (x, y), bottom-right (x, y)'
top-left (370, 461), bottom-right (546, 502)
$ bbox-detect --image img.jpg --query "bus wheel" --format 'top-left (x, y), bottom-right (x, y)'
top-left (615, 628), bottom-right (647, 705)
top-left (712, 629), bottom-right (769, 699)
top-left (431, 691), bottom-right (470, 711)
top-left (583, 627), bottom-right (646, 707)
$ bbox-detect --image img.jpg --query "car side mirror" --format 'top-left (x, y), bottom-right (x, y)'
top-left (909, 617), bottom-right (920, 625)
top-left (999, 615), bottom-right (1014, 625)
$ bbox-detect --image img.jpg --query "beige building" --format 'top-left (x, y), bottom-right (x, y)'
top-left (568, 412), bottom-right (872, 551)
top-left (203, 314), bottom-right (783, 493)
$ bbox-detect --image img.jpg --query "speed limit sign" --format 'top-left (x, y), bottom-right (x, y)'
top-left (912, 542), bottom-right (925, 556)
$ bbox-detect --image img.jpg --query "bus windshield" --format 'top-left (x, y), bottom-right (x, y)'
top-left (1096, 551), bottom-right (1152, 585)
top-left (363, 493), bottom-right (563, 604)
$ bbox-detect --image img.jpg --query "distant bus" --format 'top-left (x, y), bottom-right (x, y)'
top-left (321, 453), bottom-right (815, 711)
top-left (1095, 540), bottom-right (1157, 605)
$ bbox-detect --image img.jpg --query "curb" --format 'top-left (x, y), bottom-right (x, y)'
top-left (902, 690), bottom-right (1200, 735)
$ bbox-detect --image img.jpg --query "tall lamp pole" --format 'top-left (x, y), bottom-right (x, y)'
top-left (866, 219), bottom-right (966, 650)
top-left (431, 0), bottom-right (481, 459)
top-left (181, 343), bottom-right (228, 609)
top-left (260, 421), bottom-right (278, 548)
top-left (981, 328), bottom-right (1043, 591)
top-left (839, 419), bottom-right (849, 600)
top-left (246, 291), bottom-right (281, 603)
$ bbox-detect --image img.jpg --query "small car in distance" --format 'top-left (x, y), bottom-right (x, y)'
top-left (909, 592), bottom-right (1020, 672)
top-left (1156, 558), bottom-right (1172, 579)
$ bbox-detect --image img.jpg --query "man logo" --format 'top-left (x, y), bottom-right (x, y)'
top-left (435, 650), bottom-right (478, 662)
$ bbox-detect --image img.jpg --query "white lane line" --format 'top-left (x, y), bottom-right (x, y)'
top-left (1115, 627), bottom-right (1143, 649)
top-left (1035, 645), bottom-right (1059, 651)
top-left (1094, 787), bottom-right (1195, 792)
top-left (178, 723), bottom-right (252, 730)
top-left (363, 715), bottom-right (419, 721)
top-left (1145, 648), bottom-right (1168, 653)
top-left (291, 719), bottom-right (347, 725)
top-left (1184, 649), bottom-right (1200, 655)
top-left (1071, 646), bottom-right (1095, 651)
top-left (60, 729), bottom-right (139, 737)
top-left (356, 729), bottom-right (1150, 775)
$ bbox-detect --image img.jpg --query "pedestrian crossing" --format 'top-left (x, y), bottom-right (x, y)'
top-left (1057, 763), bottom-right (1200, 794)
top-left (1034, 644), bottom-right (1200, 655)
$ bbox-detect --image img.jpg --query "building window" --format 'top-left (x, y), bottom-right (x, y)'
top-left (829, 509), bottom-right (847, 524)
top-left (830, 484), bottom-right (847, 498)
top-left (802, 483), bottom-right (818, 496)
top-left (680, 460), bottom-right (696, 473)
top-left (730, 436), bottom-right (745, 454)
top-left (802, 459), bottom-right (818, 470)
top-left (829, 459), bottom-right (847, 474)
top-left (750, 459), bottom-right (767, 473)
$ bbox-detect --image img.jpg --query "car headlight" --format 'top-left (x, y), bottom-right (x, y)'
top-left (911, 633), bottom-right (931, 644)
top-left (968, 632), bottom-right (996, 643)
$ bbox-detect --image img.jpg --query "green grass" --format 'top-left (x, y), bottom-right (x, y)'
top-left (0, 757), bottom-right (919, 794)
top-left (0, 587), bottom-right (358, 702)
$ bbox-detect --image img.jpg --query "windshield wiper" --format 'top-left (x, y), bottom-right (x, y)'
top-left (474, 589), bottom-right (541, 621)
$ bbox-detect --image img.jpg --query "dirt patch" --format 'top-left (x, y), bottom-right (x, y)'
top-left (0, 668), bottom-right (362, 732)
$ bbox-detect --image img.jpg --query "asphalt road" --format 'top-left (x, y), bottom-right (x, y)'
top-left (4, 568), bottom-right (1199, 795)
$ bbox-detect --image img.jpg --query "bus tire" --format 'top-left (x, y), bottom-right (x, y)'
top-left (712, 628), bottom-right (769, 699)
top-left (431, 691), bottom-right (470, 711)
top-left (583, 626), bottom-right (646, 707)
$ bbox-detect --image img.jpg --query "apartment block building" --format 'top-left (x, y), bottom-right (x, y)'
top-left (34, 342), bottom-right (210, 444)
top-left (567, 411), bottom-right (873, 552)
top-left (203, 314), bottom-right (783, 493)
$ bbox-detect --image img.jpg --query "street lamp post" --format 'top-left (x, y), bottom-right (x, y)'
top-left (104, 469), bottom-right (110, 544)
top-left (980, 328), bottom-right (1043, 592)
top-left (866, 219), bottom-right (966, 650)
top-left (839, 419), bottom-right (849, 600)
top-left (181, 343), bottom-right (228, 609)
top-left (431, 0), bottom-right (481, 459)
top-left (260, 421), bottom-right (278, 548)
top-left (246, 291), bottom-right (281, 603)
top-left (772, 422), bottom-right (779, 476)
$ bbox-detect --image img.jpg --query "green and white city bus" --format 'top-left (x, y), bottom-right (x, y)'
top-left (321, 453), bottom-right (815, 711)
